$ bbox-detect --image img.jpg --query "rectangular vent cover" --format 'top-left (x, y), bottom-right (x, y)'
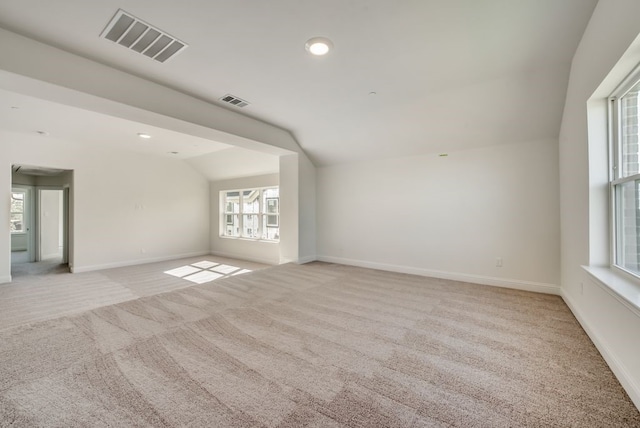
top-left (101, 9), bottom-right (188, 63)
top-left (220, 94), bottom-right (250, 108)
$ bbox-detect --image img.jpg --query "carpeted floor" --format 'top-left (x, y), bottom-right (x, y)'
top-left (1, 262), bottom-right (638, 427)
top-left (10, 253), bottom-right (68, 278)
top-left (0, 256), bottom-right (267, 331)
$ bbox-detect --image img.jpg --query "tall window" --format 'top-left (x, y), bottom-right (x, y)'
top-left (221, 187), bottom-right (279, 241)
top-left (10, 191), bottom-right (25, 233)
top-left (610, 74), bottom-right (640, 278)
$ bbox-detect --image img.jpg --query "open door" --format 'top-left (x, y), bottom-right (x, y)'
top-left (38, 188), bottom-right (65, 262)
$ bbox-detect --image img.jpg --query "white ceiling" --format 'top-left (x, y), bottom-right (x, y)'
top-left (0, 88), bottom-right (231, 160)
top-left (0, 0), bottom-right (598, 166)
top-left (0, 88), bottom-right (281, 179)
top-left (186, 148), bottom-right (280, 182)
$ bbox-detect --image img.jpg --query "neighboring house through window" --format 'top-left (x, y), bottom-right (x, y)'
top-left (221, 187), bottom-right (279, 241)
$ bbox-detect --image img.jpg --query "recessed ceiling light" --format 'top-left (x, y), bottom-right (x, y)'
top-left (36, 130), bottom-right (49, 136)
top-left (137, 133), bottom-right (151, 139)
top-left (305, 37), bottom-right (333, 56)
top-left (10, 106), bottom-right (19, 109)
top-left (168, 151), bottom-right (179, 155)
top-left (369, 91), bottom-right (377, 96)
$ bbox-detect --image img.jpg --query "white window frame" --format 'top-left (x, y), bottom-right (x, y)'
top-left (609, 65), bottom-right (640, 280)
top-left (220, 187), bottom-right (279, 242)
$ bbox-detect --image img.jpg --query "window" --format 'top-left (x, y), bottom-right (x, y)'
top-left (610, 74), bottom-right (640, 278)
top-left (221, 187), bottom-right (279, 241)
top-left (10, 191), bottom-right (25, 233)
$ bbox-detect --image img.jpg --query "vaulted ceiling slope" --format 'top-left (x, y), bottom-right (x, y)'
top-left (0, 0), bottom-right (598, 166)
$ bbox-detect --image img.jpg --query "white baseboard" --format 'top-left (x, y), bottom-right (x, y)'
top-left (316, 255), bottom-right (560, 295)
top-left (562, 289), bottom-right (640, 410)
top-left (296, 255), bottom-right (317, 264)
top-left (0, 275), bottom-right (12, 284)
top-left (70, 251), bottom-right (210, 273)
top-left (210, 251), bottom-right (278, 266)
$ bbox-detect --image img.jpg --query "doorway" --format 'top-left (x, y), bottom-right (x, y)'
top-left (10, 165), bottom-right (73, 279)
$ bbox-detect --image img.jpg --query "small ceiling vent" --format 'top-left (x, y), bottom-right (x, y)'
top-left (101, 9), bottom-right (188, 63)
top-left (219, 94), bottom-right (250, 108)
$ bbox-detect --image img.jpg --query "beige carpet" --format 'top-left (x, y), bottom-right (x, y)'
top-left (0, 256), bottom-right (267, 331)
top-left (1, 262), bottom-right (638, 427)
top-left (10, 257), bottom-right (68, 278)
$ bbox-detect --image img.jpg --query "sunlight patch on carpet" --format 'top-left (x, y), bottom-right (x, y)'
top-left (164, 266), bottom-right (201, 278)
top-left (211, 264), bottom-right (239, 274)
top-left (183, 270), bottom-right (224, 284)
top-left (191, 261), bottom-right (218, 269)
top-left (164, 261), bottom-right (250, 284)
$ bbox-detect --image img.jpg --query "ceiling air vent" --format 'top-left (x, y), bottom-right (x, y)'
top-left (101, 9), bottom-right (188, 63)
top-left (219, 94), bottom-right (250, 108)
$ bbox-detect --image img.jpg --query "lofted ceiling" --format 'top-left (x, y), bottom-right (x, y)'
top-left (0, 88), bottom-right (281, 179)
top-left (0, 88), bottom-right (231, 160)
top-left (0, 0), bottom-right (598, 166)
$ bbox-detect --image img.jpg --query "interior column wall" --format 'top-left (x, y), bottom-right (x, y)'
top-left (279, 154), bottom-right (299, 264)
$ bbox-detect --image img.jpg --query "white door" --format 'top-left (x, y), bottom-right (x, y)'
top-left (38, 189), bottom-right (64, 261)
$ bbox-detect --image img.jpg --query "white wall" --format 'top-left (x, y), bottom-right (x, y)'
top-left (11, 172), bottom-right (36, 186)
top-left (0, 130), bottom-right (210, 281)
top-left (317, 139), bottom-right (560, 293)
top-left (210, 174), bottom-right (280, 265)
top-left (559, 0), bottom-right (640, 409)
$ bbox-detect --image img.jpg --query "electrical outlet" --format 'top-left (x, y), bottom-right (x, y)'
top-left (496, 257), bottom-right (503, 267)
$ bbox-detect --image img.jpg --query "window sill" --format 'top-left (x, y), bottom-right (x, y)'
top-left (582, 265), bottom-right (640, 317)
top-left (218, 235), bottom-right (279, 244)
